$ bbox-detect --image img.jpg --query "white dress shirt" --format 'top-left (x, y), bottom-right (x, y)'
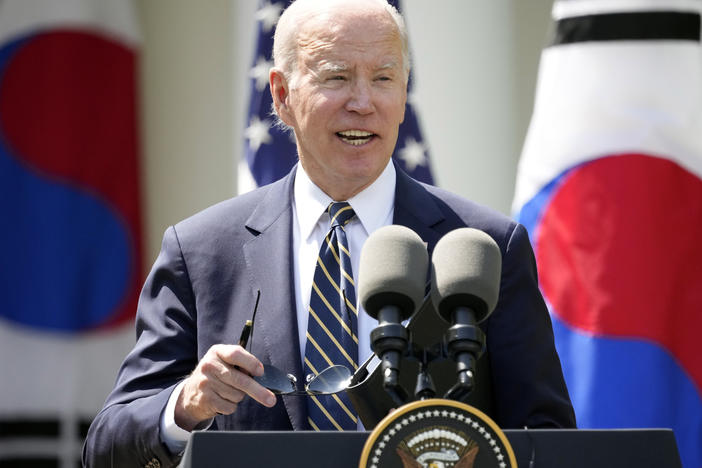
top-left (160, 161), bottom-right (396, 451)
top-left (292, 160), bottom-right (395, 366)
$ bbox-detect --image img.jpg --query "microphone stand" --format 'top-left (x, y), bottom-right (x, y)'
top-left (413, 348), bottom-right (437, 400)
top-left (443, 307), bottom-right (486, 403)
top-left (370, 306), bottom-right (409, 407)
top-left (370, 308), bottom-right (486, 406)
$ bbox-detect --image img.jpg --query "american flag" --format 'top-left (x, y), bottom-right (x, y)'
top-left (242, 0), bottom-right (433, 192)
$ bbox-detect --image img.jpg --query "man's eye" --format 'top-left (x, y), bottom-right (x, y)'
top-left (329, 75), bottom-right (346, 81)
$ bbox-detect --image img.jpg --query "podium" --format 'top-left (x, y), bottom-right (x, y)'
top-left (179, 428), bottom-right (681, 468)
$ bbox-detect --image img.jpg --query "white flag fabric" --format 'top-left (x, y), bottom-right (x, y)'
top-left (513, 2), bottom-right (702, 467)
top-left (0, 1), bottom-right (141, 466)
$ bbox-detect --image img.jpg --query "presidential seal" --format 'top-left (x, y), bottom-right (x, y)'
top-left (359, 399), bottom-right (516, 468)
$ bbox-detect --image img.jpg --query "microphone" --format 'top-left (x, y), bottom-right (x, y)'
top-left (358, 225), bottom-right (428, 406)
top-left (431, 228), bottom-right (501, 402)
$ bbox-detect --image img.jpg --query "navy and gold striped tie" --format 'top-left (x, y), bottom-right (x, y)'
top-left (303, 201), bottom-right (358, 430)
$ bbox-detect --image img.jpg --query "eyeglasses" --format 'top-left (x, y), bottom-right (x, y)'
top-left (255, 363), bottom-right (352, 395)
top-left (239, 291), bottom-right (353, 396)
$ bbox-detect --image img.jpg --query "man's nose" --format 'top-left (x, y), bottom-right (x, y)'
top-left (345, 80), bottom-right (375, 114)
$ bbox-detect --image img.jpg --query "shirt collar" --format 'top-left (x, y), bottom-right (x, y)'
top-left (294, 160), bottom-right (396, 240)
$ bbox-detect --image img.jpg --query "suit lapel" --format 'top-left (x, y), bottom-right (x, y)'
top-left (243, 168), bottom-right (307, 430)
top-left (392, 166), bottom-right (445, 253)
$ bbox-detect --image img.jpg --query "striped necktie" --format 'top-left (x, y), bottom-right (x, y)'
top-left (303, 201), bottom-right (358, 430)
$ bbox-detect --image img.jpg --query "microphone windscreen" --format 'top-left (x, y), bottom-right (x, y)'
top-left (358, 225), bottom-right (428, 320)
top-left (431, 228), bottom-right (502, 323)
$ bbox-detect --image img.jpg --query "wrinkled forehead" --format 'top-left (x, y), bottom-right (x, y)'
top-left (296, 9), bottom-right (404, 66)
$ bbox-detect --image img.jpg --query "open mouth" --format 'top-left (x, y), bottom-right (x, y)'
top-left (336, 130), bottom-right (376, 146)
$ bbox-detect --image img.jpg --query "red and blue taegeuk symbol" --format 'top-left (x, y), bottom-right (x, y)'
top-left (0, 29), bottom-right (142, 332)
top-left (518, 154), bottom-right (702, 468)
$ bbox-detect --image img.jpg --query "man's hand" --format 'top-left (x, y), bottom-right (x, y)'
top-left (174, 344), bottom-right (277, 431)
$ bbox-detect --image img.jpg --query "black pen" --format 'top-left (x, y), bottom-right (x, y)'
top-left (240, 290), bottom-right (260, 350)
top-left (234, 320), bottom-right (254, 375)
top-left (238, 320), bottom-right (253, 348)
top-left (236, 291), bottom-right (260, 374)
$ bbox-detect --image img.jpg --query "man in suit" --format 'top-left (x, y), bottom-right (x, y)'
top-left (83, 0), bottom-right (575, 466)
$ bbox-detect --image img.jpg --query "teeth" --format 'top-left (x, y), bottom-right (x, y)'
top-left (338, 130), bottom-right (373, 137)
top-left (337, 130), bottom-right (374, 145)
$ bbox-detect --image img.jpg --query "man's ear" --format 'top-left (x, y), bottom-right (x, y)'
top-left (270, 68), bottom-right (293, 125)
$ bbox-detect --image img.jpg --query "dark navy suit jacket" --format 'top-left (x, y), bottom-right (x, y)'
top-left (83, 166), bottom-right (575, 467)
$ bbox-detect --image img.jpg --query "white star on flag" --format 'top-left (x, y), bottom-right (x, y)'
top-left (398, 136), bottom-right (427, 171)
top-left (407, 90), bottom-right (419, 107)
top-left (249, 55), bottom-right (272, 91)
top-left (245, 115), bottom-right (272, 151)
top-left (255, 0), bottom-right (283, 32)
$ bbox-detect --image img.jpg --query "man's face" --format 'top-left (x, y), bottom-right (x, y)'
top-left (273, 6), bottom-right (407, 200)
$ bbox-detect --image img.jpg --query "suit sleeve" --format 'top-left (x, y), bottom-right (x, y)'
top-left (82, 226), bottom-right (200, 468)
top-left (486, 223), bottom-right (577, 428)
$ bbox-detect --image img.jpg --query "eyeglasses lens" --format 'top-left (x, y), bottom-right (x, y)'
top-left (254, 364), bottom-right (297, 394)
top-left (254, 364), bottom-right (352, 395)
top-left (306, 365), bottom-right (352, 394)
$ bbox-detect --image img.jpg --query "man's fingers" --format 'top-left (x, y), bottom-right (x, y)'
top-left (176, 373), bottom-right (236, 430)
top-left (176, 344), bottom-right (278, 429)
top-left (201, 361), bottom-right (266, 405)
top-left (205, 390), bottom-right (239, 416)
top-left (205, 378), bottom-right (246, 414)
top-left (208, 345), bottom-right (277, 408)
top-left (214, 344), bottom-right (264, 377)
top-left (225, 366), bottom-right (277, 408)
